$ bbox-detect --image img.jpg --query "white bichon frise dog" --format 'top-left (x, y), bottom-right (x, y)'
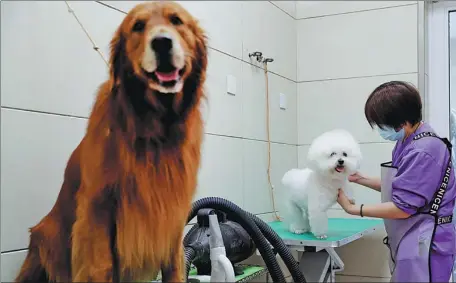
top-left (281, 129), bottom-right (362, 239)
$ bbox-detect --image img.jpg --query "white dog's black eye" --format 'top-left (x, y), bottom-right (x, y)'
top-left (170, 14), bottom-right (183, 26)
top-left (132, 20), bottom-right (146, 32)
top-left (330, 152), bottom-right (336, 157)
top-left (343, 152), bottom-right (347, 157)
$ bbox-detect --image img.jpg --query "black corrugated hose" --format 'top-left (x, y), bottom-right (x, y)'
top-left (185, 197), bottom-right (307, 283)
top-left (184, 246), bottom-right (196, 278)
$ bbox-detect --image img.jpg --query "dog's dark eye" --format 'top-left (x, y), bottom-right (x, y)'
top-left (132, 20), bottom-right (146, 32)
top-left (343, 152), bottom-right (347, 157)
top-left (330, 152), bottom-right (336, 157)
top-left (170, 14), bottom-right (183, 26)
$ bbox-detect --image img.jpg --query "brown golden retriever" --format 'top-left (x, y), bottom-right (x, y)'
top-left (15, 2), bottom-right (207, 282)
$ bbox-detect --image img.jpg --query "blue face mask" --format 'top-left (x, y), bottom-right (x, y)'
top-left (377, 126), bottom-right (405, 141)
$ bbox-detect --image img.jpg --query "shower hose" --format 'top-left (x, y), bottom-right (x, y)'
top-left (183, 197), bottom-right (307, 283)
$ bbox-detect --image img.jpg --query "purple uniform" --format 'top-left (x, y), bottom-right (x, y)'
top-left (381, 123), bottom-right (456, 282)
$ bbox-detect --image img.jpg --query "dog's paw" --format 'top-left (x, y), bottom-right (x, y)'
top-left (291, 229), bottom-right (307, 234)
top-left (311, 227), bottom-right (328, 239)
top-left (316, 234), bottom-right (327, 240)
top-left (289, 225), bottom-right (309, 234)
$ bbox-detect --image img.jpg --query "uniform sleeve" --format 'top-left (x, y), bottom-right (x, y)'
top-left (391, 150), bottom-right (442, 215)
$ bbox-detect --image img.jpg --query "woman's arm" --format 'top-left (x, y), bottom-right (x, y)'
top-left (338, 189), bottom-right (410, 219)
top-left (349, 172), bottom-right (381, 192)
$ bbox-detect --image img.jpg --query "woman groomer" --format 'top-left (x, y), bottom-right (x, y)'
top-left (338, 81), bottom-right (456, 282)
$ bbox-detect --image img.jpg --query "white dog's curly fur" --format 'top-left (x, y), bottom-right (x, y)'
top-left (281, 129), bottom-right (362, 239)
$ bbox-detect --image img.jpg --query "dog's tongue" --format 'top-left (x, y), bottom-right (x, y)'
top-left (155, 70), bottom-right (179, 82)
top-left (335, 166), bottom-right (345, 173)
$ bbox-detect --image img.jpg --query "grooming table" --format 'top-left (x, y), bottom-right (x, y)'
top-left (268, 218), bottom-right (383, 283)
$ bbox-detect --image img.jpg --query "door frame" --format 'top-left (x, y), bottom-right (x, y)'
top-left (428, 0), bottom-right (453, 138)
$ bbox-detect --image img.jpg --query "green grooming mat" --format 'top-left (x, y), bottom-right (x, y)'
top-left (268, 218), bottom-right (384, 247)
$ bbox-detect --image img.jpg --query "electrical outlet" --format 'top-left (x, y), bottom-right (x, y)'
top-left (279, 93), bottom-right (287, 110)
top-left (227, 75), bottom-right (236, 95)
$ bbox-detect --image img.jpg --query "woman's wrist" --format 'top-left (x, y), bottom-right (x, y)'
top-left (347, 204), bottom-right (360, 215)
top-left (355, 176), bottom-right (382, 192)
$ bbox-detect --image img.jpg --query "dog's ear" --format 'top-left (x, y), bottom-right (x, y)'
top-left (306, 147), bottom-right (319, 171)
top-left (109, 27), bottom-right (126, 85)
top-left (177, 29), bottom-right (208, 116)
top-left (356, 153), bottom-right (362, 171)
top-left (352, 145), bottom-right (362, 170)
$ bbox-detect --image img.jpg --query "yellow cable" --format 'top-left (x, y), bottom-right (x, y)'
top-left (263, 62), bottom-right (281, 221)
top-left (64, 1), bottom-right (109, 66)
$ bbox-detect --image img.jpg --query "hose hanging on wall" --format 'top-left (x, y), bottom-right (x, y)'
top-left (263, 59), bottom-right (282, 221)
top-left (246, 52), bottom-right (281, 221)
top-left (185, 197), bottom-right (307, 283)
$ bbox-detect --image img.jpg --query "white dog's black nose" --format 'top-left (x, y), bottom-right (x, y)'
top-left (338, 159), bottom-right (344, 165)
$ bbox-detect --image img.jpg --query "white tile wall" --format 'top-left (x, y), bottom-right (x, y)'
top-left (296, 1), bottom-right (420, 280)
top-left (204, 49), bottom-right (244, 137)
top-left (195, 134), bottom-right (244, 208)
top-left (1, 251), bottom-right (27, 282)
top-left (1, 109), bottom-right (87, 252)
top-left (243, 141), bottom-right (297, 215)
top-left (297, 4), bottom-right (418, 82)
top-left (0, 1), bottom-right (296, 281)
top-left (1, 1), bottom-right (109, 117)
top-left (297, 73), bottom-right (418, 145)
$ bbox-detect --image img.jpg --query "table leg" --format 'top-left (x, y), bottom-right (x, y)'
top-left (298, 248), bottom-right (344, 283)
top-left (298, 250), bottom-right (330, 282)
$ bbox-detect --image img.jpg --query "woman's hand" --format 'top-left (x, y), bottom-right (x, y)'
top-left (348, 172), bottom-right (364, 183)
top-left (337, 189), bottom-right (357, 215)
top-left (347, 172), bottom-right (382, 192)
top-left (338, 189), bottom-right (411, 219)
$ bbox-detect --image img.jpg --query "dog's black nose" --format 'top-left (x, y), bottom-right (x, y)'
top-left (151, 36), bottom-right (173, 55)
top-left (338, 159), bottom-right (344, 165)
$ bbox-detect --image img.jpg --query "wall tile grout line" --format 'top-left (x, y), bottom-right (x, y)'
top-left (296, 2), bottom-right (418, 21)
top-left (93, 1), bottom-right (297, 83)
top-left (1, 106), bottom-right (88, 120)
top-left (206, 132), bottom-right (297, 146)
top-left (95, 0), bottom-right (126, 14)
top-left (2, 109), bottom-right (390, 148)
top-left (297, 71), bottom-right (418, 84)
top-left (1, 106), bottom-right (299, 147)
top-left (1, 248), bottom-right (28, 254)
top-left (268, 1), bottom-right (297, 20)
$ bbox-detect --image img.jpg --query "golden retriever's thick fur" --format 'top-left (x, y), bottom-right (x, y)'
top-left (15, 2), bottom-right (207, 282)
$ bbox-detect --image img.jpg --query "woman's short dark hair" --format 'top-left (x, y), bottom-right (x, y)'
top-left (364, 81), bottom-right (422, 129)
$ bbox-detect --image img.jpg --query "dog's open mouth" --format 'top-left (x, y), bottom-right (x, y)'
top-left (144, 67), bottom-right (185, 89)
top-left (335, 165), bottom-right (345, 173)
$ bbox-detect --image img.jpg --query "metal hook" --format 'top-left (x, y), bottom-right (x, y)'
top-left (263, 58), bottom-right (274, 63)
